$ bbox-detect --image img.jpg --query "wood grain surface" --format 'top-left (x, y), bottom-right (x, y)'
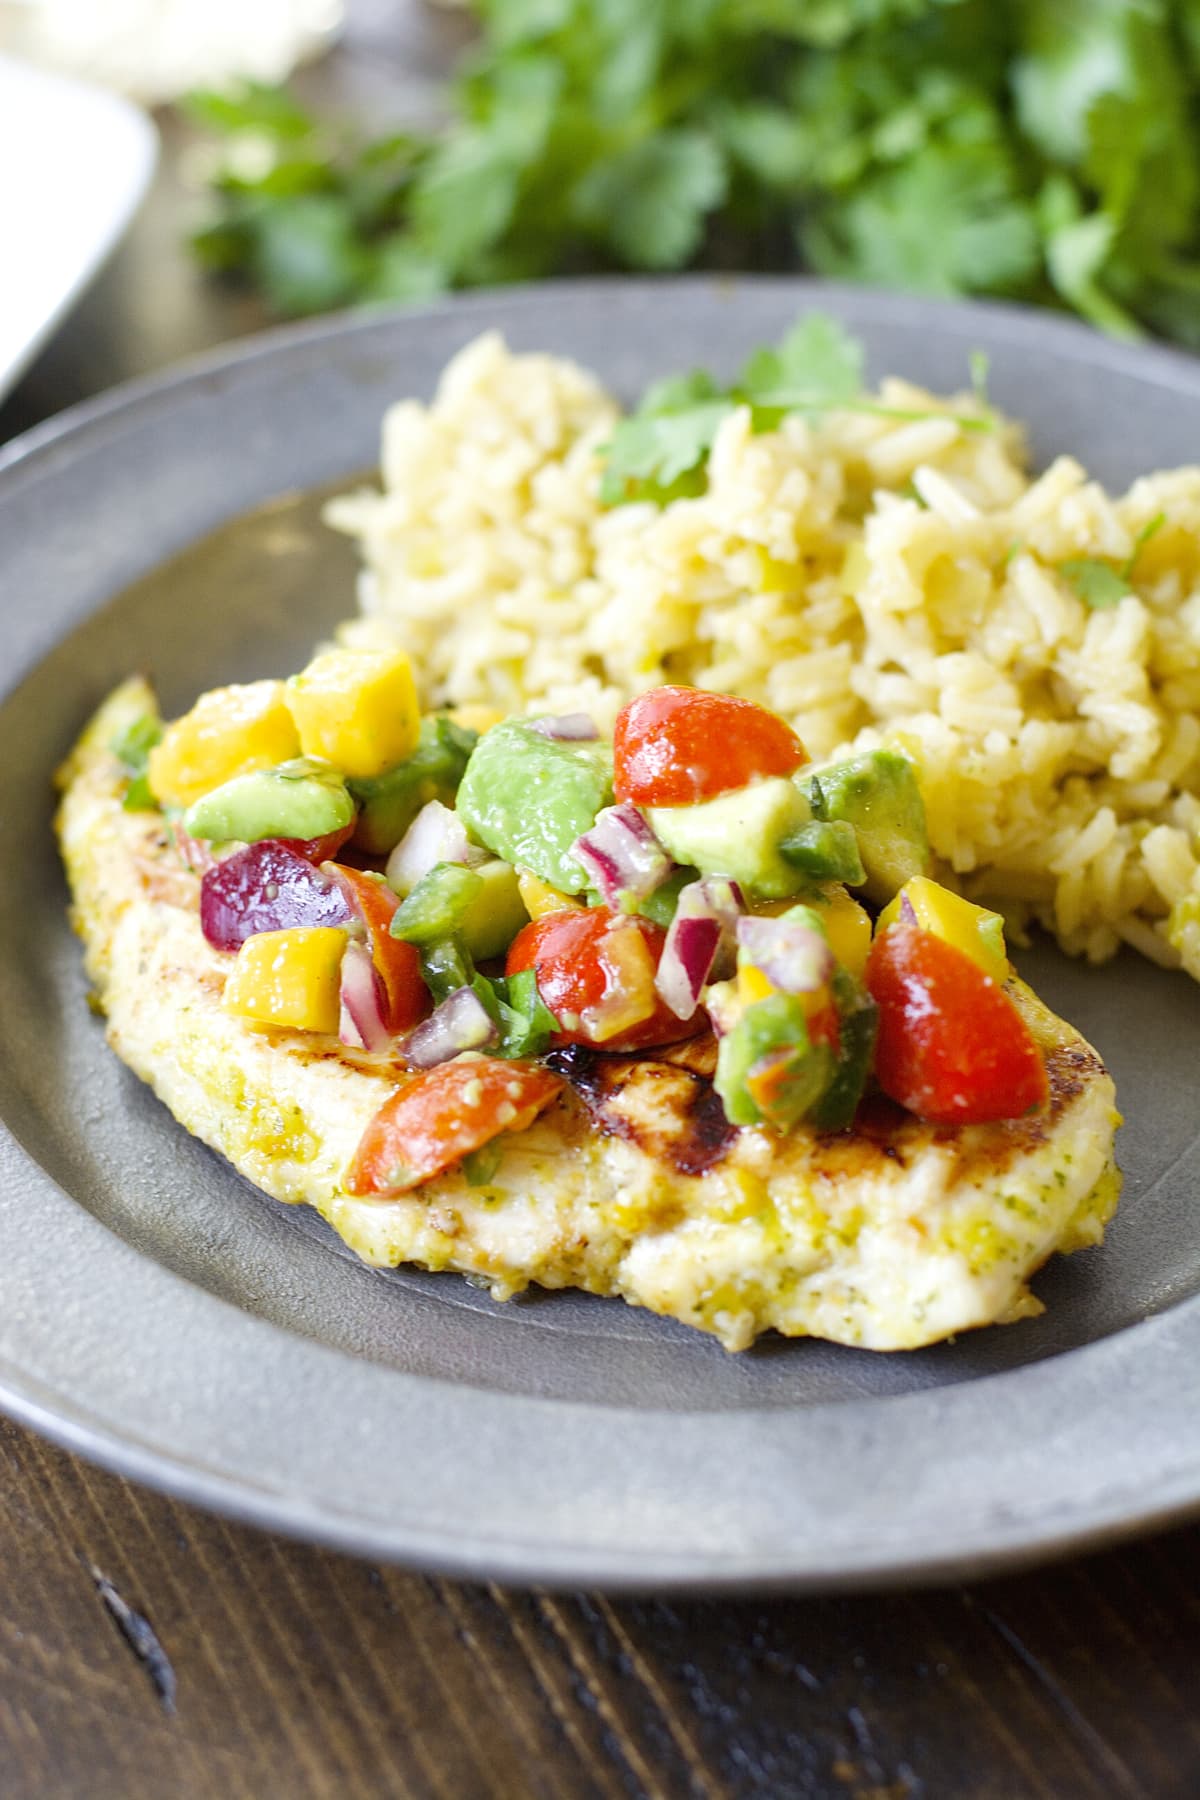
top-left (4, 1415), bottom-right (1200, 1800)
top-left (5, 6), bottom-right (1200, 1796)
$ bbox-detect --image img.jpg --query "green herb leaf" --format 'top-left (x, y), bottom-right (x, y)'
top-left (739, 311), bottom-right (864, 410)
top-left (492, 967), bottom-right (560, 1058)
top-left (122, 775), bottom-right (158, 813)
top-left (1060, 558), bottom-right (1131, 610)
top-left (968, 349), bottom-right (990, 406)
top-left (1126, 511), bottom-right (1167, 573)
top-left (112, 715), bottom-right (163, 810)
top-left (112, 715), bottom-right (162, 774)
top-left (251, 196), bottom-right (365, 315)
top-left (462, 1141), bottom-right (504, 1187)
top-left (184, 80), bottom-right (315, 140)
top-left (598, 401), bottom-right (732, 507)
top-left (574, 129), bottom-right (726, 269)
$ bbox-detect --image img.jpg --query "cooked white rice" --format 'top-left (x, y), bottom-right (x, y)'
top-left (327, 331), bottom-right (1200, 978)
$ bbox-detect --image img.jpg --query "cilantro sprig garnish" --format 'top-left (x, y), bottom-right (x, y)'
top-left (598, 314), bottom-right (993, 508)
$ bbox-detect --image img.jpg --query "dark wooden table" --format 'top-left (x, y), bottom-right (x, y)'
top-left (5, 11), bottom-right (1200, 1798)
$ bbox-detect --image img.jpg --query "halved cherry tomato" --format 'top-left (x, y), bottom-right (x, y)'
top-left (865, 924), bottom-right (1048, 1125)
top-left (329, 863), bottom-right (428, 1034)
top-left (346, 1058), bottom-right (563, 1195)
top-left (613, 686), bottom-right (807, 807)
top-left (506, 907), bottom-right (700, 1051)
top-left (281, 822), bottom-right (355, 865)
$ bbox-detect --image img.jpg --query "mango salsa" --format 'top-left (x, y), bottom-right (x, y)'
top-left (222, 927), bottom-right (347, 1034)
top-left (877, 875), bottom-right (1008, 983)
top-left (285, 649), bottom-right (420, 780)
top-left (147, 680), bottom-right (300, 809)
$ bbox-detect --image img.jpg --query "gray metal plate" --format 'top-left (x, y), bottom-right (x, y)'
top-left (2, 278), bottom-right (1200, 1590)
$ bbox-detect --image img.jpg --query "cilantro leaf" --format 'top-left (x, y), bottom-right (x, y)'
top-left (639, 369), bottom-right (723, 415)
top-left (573, 130), bottom-right (727, 268)
top-left (739, 312), bottom-right (864, 410)
top-left (805, 144), bottom-right (1040, 296)
top-left (492, 967), bottom-right (560, 1058)
top-left (1128, 512), bottom-right (1167, 569)
top-left (1060, 558), bottom-right (1131, 610)
top-left (184, 80), bottom-right (315, 140)
top-left (252, 196), bottom-right (366, 315)
top-left (408, 133), bottom-right (523, 277)
top-left (112, 714), bottom-right (163, 813)
top-left (462, 1141), bottom-right (504, 1187)
top-left (599, 402), bottom-right (732, 507)
top-left (969, 349), bottom-right (990, 406)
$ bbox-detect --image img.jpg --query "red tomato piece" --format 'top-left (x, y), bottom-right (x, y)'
top-left (613, 686), bottom-right (807, 807)
top-left (506, 907), bottom-right (701, 1051)
top-left (865, 924), bottom-right (1048, 1125)
top-left (346, 1058), bottom-right (563, 1195)
top-left (329, 864), bottom-right (428, 1035)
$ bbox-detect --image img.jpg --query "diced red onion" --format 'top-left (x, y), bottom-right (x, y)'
top-left (572, 803), bottom-right (673, 907)
top-left (385, 800), bottom-right (486, 895)
top-left (528, 713), bottom-right (599, 741)
top-left (655, 877), bottom-right (744, 1019)
top-left (401, 986), bottom-right (497, 1069)
top-left (200, 840), bottom-right (355, 951)
top-left (735, 915), bottom-right (834, 994)
top-left (338, 941), bottom-right (392, 1052)
top-left (899, 892), bottom-right (918, 928)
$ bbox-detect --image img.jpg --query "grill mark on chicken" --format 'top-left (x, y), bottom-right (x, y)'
top-left (547, 1043), bottom-right (737, 1176)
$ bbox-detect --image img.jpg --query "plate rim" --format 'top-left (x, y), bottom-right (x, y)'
top-left (5, 274), bottom-right (1200, 1592)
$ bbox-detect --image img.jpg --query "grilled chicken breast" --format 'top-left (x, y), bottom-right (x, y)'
top-left (56, 679), bottom-right (1121, 1352)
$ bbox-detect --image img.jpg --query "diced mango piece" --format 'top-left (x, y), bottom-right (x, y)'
top-left (447, 704), bottom-right (505, 735)
top-left (877, 875), bottom-right (1008, 983)
top-left (748, 887), bottom-right (872, 979)
top-left (222, 927), bottom-right (348, 1034)
top-left (583, 923), bottom-right (657, 1042)
top-left (815, 887), bottom-right (873, 980)
top-left (285, 649), bottom-right (420, 780)
top-left (737, 964), bottom-right (831, 1038)
top-left (517, 869), bottom-right (584, 920)
top-left (147, 680), bottom-right (300, 809)
top-left (739, 964), bottom-right (776, 1006)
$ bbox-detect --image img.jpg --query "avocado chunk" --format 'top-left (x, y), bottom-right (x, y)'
top-left (779, 819), bottom-right (866, 887)
top-left (183, 758), bottom-right (354, 844)
top-left (458, 859), bottom-right (530, 961)
top-left (630, 864), bottom-right (699, 928)
top-left (714, 993), bottom-right (835, 1131)
top-left (455, 718), bottom-right (614, 894)
top-left (348, 715), bottom-right (478, 856)
top-left (390, 863), bottom-right (484, 946)
top-left (802, 750), bottom-right (929, 904)
top-left (809, 969), bottom-right (878, 1132)
top-left (646, 777), bottom-right (812, 901)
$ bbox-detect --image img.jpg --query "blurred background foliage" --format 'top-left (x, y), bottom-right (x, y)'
top-left (187, 0), bottom-right (1200, 345)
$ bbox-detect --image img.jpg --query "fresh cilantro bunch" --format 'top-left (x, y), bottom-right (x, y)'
top-left (188, 1), bottom-right (1200, 346)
